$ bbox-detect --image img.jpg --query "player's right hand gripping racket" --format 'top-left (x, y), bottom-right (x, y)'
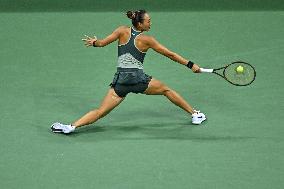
top-left (199, 61), bottom-right (256, 86)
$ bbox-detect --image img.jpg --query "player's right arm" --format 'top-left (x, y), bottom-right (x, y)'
top-left (145, 36), bottom-right (200, 73)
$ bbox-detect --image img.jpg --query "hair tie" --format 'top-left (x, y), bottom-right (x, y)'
top-left (132, 12), bottom-right (136, 19)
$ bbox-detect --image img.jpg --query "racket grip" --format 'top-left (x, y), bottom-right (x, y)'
top-left (200, 68), bottom-right (214, 73)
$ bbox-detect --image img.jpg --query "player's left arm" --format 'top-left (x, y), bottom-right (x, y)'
top-left (82, 27), bottom-right (121, 47)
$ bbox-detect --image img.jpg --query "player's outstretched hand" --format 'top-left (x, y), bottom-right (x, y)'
top-left (82, 35), bottom-right (97, 47)
top-left (192, 64), bottom-right (201, 73)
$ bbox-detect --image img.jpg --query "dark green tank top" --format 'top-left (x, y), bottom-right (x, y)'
top-left (117, 27), bottom-right (146, 69)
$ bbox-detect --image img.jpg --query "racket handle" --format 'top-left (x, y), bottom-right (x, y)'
top-left (200, 68), bottom-right (214, 73)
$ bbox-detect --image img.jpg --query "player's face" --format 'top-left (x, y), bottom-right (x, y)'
top-left (140, 13), bottom-right (151, 31)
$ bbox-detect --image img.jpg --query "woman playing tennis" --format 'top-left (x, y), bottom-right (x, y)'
top-left (51, 10), bottom-right (206, 134)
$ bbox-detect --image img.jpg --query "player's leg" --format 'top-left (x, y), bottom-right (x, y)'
top-left (72, 88), bottom-right (124, 128)
top-left (143, 78), bottom-right (206, 124)
top-left (51, 88), bottom-right (124, 133)
top-left (144, 78), bottom-right (195, 114)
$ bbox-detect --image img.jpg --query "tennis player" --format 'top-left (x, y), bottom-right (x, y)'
top-left (51, 10), bottom-right (206, 134)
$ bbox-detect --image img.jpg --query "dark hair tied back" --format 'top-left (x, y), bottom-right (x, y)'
top-left (126, 11), bottom-right (135, 19)
top-left (126, 10), bottom-right (147, 27)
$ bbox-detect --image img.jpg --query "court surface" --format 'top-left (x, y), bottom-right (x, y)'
top-left (0, 9), bottom-right (284, 189)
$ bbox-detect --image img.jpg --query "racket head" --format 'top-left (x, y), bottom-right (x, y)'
top-left (222, 61), bottom-right (256, 86)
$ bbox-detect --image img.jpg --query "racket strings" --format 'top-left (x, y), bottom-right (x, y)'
top-left (224, 62), bottom-right (255, 86)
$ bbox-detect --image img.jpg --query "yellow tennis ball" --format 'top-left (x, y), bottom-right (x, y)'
top-left (236, 65), bottom-right (244, 73)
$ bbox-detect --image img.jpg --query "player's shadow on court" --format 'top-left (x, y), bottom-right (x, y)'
top-left (70, 122), bottom-right (256, 142)
top-left (68, 108), bottom-right (257, 141)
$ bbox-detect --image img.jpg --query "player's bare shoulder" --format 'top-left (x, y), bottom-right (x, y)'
top-left (137, 34), bottom-right (156, 47)
top-left (116, 25), bottom-right (130, 33)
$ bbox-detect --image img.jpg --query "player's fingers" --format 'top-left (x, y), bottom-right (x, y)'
top-left (84, 35), bottom-right (91, 39)
top-left (83, 39), bottom-right (90, 44)
top-left (194, 66), bottom-right (200, 73)
top-left (85, 41), bottom-right (92, 46)
top-left (192, 64), bottom-right (201, 73)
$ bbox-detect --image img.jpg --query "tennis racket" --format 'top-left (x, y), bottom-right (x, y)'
top-left (200, 61), bottom-right (256, 86)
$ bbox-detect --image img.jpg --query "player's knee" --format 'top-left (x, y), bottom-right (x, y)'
top-left (90, 109), bottom-right (104, 119)
top-left (97, 108), bottom-right (109, 118)
top-left (161, 85), bottom-right (171, 95)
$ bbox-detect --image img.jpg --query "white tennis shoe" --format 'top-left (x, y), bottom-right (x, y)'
top-left (192, 111), bottom-right (206, 125)
top-left (51, 122), bottom-right (75, 134)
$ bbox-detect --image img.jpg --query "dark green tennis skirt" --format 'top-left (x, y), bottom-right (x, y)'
top-left (110, 68), bottom-right (152, 97)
